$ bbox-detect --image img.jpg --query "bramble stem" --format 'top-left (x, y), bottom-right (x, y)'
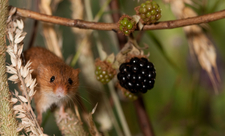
top-left (13, 6), bottom-right (225, 31)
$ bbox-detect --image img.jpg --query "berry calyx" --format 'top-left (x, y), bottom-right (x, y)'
top-left (135, 0), bottom-right (162, 24)
top-left (117, 57), bottom-right (156, 94)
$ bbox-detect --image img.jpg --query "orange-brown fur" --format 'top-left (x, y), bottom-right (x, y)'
top-left (24, 47), bottom-right (79, 124)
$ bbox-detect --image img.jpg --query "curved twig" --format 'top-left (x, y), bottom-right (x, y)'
top-left (13, 6), bottom-right (225, 31)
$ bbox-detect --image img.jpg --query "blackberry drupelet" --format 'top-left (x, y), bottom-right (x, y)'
top-left (117, 57), bottom-right (156, 93)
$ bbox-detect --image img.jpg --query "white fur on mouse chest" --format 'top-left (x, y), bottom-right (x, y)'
top-left (40, 91), bottom-right (64, 112)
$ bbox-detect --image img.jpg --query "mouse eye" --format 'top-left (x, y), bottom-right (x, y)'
top-left (50, 76), bottom-right (55, 83)
top-left (68, 78), bottom-right (73, 85)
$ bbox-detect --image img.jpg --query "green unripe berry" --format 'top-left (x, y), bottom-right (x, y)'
top-left (151, 1), bottom-right (157, 5)
top-left (127, 22), bottom-right (133, 30)
top-left (141, 3), bottom-right (146, 8)
top-left (156, 14), bottom-right (161, 19)
top-left (146, 4), bottom-right (152, 11)
top-left (150, 9), bottom-right (156, 15)
top-left (120, 20), bottom-right (123, 25)
top-left (99, 74), bottom-right (103, 79)
top-left (119, 25), bottom-right (124, 31)
top-left (141, 7), bottom-right (147, 13)
top-left (128, 94), bottom-right (133, 99)
top-left (105, 78), bottom-right (110, 83)
top-left (144, 18), bottom-right (149, 22)
top-left (100, 78), bottom-right (105, 83)
top-left (137, 0), bottom-right (161, 24)
top-left (104, 74), bottom-right (109, 79)
top-left (150, 15), bottom-right (156, 20)
top-left (146, 12), bottom-right (151, 18)
top-left (102, 70), bottom-right (107, 75)
top-left (96, 76), bottom-right (100, 81)
top-left (108, 73), bottom-right (114, 78)
top-left (140, 14), bottom-right (146, 19)
top-left (123, 17), bottom-right (128, 21)
top-left (95, 70), bottom-right (100, 76)
top-left (156, 8), bottom-right (161, 13)
top-left (96, 66), bottom-right (101, 71)
top-left (124, 30), bottom-right (129, 35)
top-left (121, 19), bottom-right (128, 26)
top-left (152, 4), bottom-right (159, 9)
top-left (145, 1), bottom-right (151, 4)
top-left (139, 7), bottom-right (143, 13)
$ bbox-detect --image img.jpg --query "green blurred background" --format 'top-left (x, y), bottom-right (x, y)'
top-left (8, 0), bottom-right (225, 135)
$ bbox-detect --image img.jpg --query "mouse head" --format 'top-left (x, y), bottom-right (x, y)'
top-left (37, 63), bottom-right (80, 100)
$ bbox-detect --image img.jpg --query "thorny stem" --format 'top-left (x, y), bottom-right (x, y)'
top-left (28, 20), bottom-right (38, 48)
top-left (108, 1), bottom-right (155, 135)
top-left (13, 6), bottom-right (225, 31)
top-left (109, 0), bottom-right (127, 49)
top-left (119, 33), bottom-right (155, 136)
top-left (134, 97), bottom-right (155, 136)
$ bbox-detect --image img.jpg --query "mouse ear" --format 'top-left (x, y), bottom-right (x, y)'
top-left (73, 68), bottom-right (80, 76)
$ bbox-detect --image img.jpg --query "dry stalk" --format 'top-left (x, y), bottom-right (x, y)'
top-left (54, 108), bottom-right (88, 136)
top-left (6, 7), bottom-right (47, 136)
top-left (51, 0), bottom-right (63, 12)
top-left (70, 0), bottom-right (113, 134)
top-left (86, 104), bottom-right (102, 136)
top-left (0, 1), bottom-right (18, 135)
top-left (164, 0), bottom-right (220, 93)
top-left (39, 0), bottom-right (63, 58)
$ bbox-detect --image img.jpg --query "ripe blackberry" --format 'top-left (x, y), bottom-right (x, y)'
top-left (118, 15), bottom-right (136, 36)
top-left (117, 57), bottom-right (156, 93)
top-left (135, 0), bottom-right (162, 24)
top-left (95, 59), bottom-right (116, 84)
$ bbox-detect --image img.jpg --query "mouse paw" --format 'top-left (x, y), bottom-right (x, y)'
top-left (57, 108), bottom-right (72, 123)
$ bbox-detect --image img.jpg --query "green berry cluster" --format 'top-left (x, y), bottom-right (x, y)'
top-left (95, 66), bottom-right (115, 84)
top-left (119, 16), bottom-right (136, 35)
top-left (137, 0), bottom-right (161, 24)
top-left (124, 91), bottom-right (138, 100)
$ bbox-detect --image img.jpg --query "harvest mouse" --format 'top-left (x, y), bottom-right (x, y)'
top-left (24, 47), bottom-right (79, 125)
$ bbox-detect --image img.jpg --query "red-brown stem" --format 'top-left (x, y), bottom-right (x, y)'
top-left (109, 1), bottom-right (155, 135)
top-left (28, 0), bottom-right (39, 48)
top-left (13, 6), bottom-right (225, 31)
top-left (14, 6), bottom-right (117, 30)
top-left (109, 0), bottom-right (127, 49)
top-left (28, 20), bottom-right (38, 48)
top-left (134, 97), bottom-right (155, 136)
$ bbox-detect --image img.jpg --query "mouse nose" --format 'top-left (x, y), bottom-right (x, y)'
top-left (55, 86), bottom-right (65, 98)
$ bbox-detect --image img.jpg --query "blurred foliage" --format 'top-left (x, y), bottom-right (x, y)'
top-left (8, 0), bottom-right (225, 135)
